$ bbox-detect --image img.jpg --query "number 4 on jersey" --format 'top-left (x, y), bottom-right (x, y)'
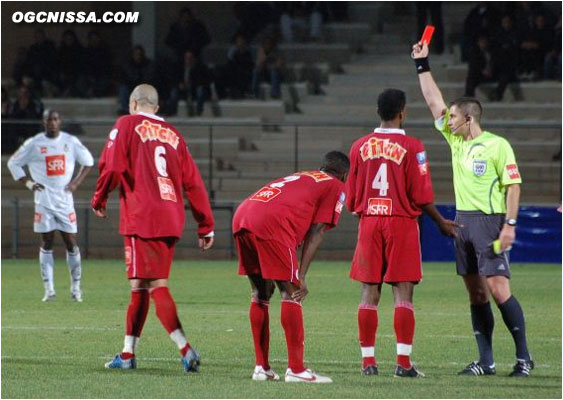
top-left (371, 163), bottom-right (389, 196)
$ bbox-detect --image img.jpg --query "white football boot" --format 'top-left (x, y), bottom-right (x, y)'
top-left (285, 368), bottom-right (333, 383)
top-left (252, 365), bottom-right (280, 381)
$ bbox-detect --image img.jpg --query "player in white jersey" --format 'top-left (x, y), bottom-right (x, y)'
top-left (7, 110), bottom-right (94, 302)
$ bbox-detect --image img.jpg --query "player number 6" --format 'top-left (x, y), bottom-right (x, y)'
top-left (154, 146), bottom-right (168, 177)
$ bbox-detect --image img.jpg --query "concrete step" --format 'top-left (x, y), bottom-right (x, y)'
top-left (323, 22), bottom-right (372, 50)
top-left (296, 102), bottom-right (562, 121)
top-left (203, 43), bottom-right (352, 67)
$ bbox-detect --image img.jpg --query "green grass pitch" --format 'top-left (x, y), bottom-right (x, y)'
top-left (1, 260), bottom-right (561, 398)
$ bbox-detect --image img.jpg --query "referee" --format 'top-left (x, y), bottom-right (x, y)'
top-left (411, 42), bottom-right (533, 378)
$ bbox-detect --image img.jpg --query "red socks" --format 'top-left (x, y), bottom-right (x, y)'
top-left (126, 288), bottom-right (150, 337)
top-left (281, 300), bottom-right (305, 373)
top-left (151, 286), bottom-right (182, 334)
top-left (358, 303), bottom-right (378, 368)
top-left (394, 301), bottom-right (415, 369)
top-left (249, 298), bottom-right (270, 369)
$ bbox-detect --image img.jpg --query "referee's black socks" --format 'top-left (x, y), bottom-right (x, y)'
top-left (498, 295), bottom-right (531, 362)
top-left (470, 302), bottom-right (495, 367)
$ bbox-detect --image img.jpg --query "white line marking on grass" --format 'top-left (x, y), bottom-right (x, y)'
top-left (0, 355), bottom-right (552, 369)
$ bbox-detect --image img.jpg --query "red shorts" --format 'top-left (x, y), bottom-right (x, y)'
top-left (124, 235), bottom-right (177, 279)
top-left (235, 229), bottom-right (299, 283)
top-left (350, 216), bottom-right (422, 284)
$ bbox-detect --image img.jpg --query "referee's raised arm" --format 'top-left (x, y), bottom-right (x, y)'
top-left (412, 42), bottom-right (447, 120)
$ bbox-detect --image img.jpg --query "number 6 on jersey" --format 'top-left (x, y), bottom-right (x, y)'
top-left (372, 163), bottom-right (389, 196)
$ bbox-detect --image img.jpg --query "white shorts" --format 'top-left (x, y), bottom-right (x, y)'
top-left (34, 203), bottom-right (78, 233)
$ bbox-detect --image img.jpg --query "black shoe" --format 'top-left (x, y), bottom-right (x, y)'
top-left (458, 361), bottom-right (496, 376)
top-left (394, 365), bottom-right (425, 378)
top-left (362, 365), bottom-right (378, 376)
top-left (509, 359), bottom-right (534, 377)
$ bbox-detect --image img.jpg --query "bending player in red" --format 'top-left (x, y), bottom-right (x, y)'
top-left (91, 84), bottom-right (214, 374)
top-left (233, 151), bottom-right (349, 383)
top-left (346, 89), bottom-right (458, 377)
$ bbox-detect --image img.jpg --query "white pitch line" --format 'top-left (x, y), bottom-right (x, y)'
top-left (0, 354), bottom-right (553, 369)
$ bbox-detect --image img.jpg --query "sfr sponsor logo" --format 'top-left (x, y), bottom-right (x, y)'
top-left (45, 154), bottom-right (65, 176)
top-left (506, 164), bottom-right (520, 179)
top-left (250, 187), bottom-right (281, 202)
top-left (367, 198), bottom-right (392, 216)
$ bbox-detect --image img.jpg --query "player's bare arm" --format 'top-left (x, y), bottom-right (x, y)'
top-left (65, 166), bottom-right (92, 192)
top-left (292, 223), bottom-right (327, 302)
top-left (420, 203), bottom-right (460, 237)
top-left (499, 184), bottom-right (520, 251)
top-left (18, 177), bottom-right (45, 192)
top-left (412, 42), bottom-right (447, 120)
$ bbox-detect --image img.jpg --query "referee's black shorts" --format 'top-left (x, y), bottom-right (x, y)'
top-left (454, 211), bottom-right (511, 278)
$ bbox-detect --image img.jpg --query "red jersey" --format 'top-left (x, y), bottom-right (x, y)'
top-left (91, 112), bottom-right (214, 239)
top-left (346, 128), bottom-right (434, 218)
top-left (233, 170), bottom-right (346, 248)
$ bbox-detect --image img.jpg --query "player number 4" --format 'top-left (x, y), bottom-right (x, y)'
top-left (371, 163), bottom-right (389, 196)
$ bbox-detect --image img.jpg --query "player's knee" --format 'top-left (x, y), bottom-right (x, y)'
top-left (41, 238), bottom-right (54, 250)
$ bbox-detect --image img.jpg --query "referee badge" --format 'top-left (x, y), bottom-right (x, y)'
top-left (473, 159), bottom-right (487, 177)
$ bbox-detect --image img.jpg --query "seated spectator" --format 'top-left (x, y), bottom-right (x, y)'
top-left (26, 29), bottom-right (58, 96)
top-left (278, 2), bottom-right (327, 42)
top-left (519, 13), bottom-right (554, 79)
top-left (166, 51), bottom-right (214, 117)
top-left (58, 30), bottom-right (84, 97)
top-left (165, 7), bottom-right (211, 63)
top-left (544, 14), bottom-right (562, 80)
top-left (226, 34), bottom-right (254, 98)
top-left (464, 35), bottom-right (494, 97)
top-left (118, 45), bottom-right (155, 114)
top-left (9, 84), bottom-right (43, 119)
top-left (490, 15), bottom-right (521, 101)
top-left (252, 37), bottom-right (283, 99)
top-left (81, 31), bottom-right (113, 97)
top-left (2, 86), bottom-right (12, 118)
top-left (461, 2), bottom-right (500, 62)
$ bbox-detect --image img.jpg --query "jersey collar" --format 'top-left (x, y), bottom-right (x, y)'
top-left (137, 111), bottom-right (165, 122)
top-left (373, 128), bottom-right (405, 135)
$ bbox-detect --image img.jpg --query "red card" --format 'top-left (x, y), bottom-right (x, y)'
top-left (421, 25), bottom-right (435, 45)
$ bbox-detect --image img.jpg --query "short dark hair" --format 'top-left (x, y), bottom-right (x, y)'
top-left (450, 97), bottom-right (483, 123)
top-left (377, 89), bottom-right (406, 121)
top-left (321, 151), bottom-right (350, 176)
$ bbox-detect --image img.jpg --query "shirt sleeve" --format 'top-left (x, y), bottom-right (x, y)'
top-left (91, 119), bottom-right (128, 209)
top-left (434, 108), bottom-right (455, 145)
top-left (72, 137), bottom-right (94, 167)
top-left (312, 181), bottom-right (345, 231)
top-left (406, 139), bottom-right (434, 207)
top-left (344, 143), bottom-right (358, 213)
top-left (496, 138), bottom-right (522, 186)
top-left (181, 144), bottom-right (215, 237)
top-left (7, 137), bottom-right (34, 181)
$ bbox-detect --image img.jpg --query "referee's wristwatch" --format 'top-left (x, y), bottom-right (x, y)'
top-left (505, 218), bottom-right (517, 227)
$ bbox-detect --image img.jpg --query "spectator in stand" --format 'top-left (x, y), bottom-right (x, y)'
top-left (464, 35), bottom-right (494, 97)
top-left (226, 34), bottom-right (254, 99)
top-left (519, 13), bottom-right (555, 80)
top-left (166, 51), bottom-right (214, 117)
top-left (58, 30), bottom-right (84, 97)
top-left (81, 31), bottom-right (113, 97)
top-left (232, 2), bottom-right (275, 43)
top-left (278, 2), bottom-right (327, 42)
top-left (416, 2), bottom-right (444, 54)
top-left (9, 84), bottom-right (43, 119)
top-left (544, 14), bottom-right (562, 80)
top-left (490, 15), bottom-right (521, 101)
top-left (252, 37), bottom-right (283, 99)
top-left (2, 87), bottom-right (12, 118)
top-left (165, 7), bottom-right (211, 63)
top-left (118, 45), bottom-right (155, 115)
top-left (13, 47), bottom-right (31, 87)
top-left (26, 29), bottom-right (59, 96)
top-left (461, 2), bottom-right (500, 62)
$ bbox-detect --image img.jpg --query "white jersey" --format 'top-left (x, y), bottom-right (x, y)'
top-left (7, 131), bottom-right (94, 210)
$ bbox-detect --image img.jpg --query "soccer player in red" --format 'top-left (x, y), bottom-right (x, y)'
top-left (346, 89), bottom-right (458, 377)
top-left (91, 84), bottom-right (215, 374)
top-left (233, 151), bottom-right (349, 383)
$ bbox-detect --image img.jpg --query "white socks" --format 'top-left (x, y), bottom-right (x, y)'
top-left (66, 246), bottom-right (82, 293)
top-left (39, 248), bottom-right (55, 293)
